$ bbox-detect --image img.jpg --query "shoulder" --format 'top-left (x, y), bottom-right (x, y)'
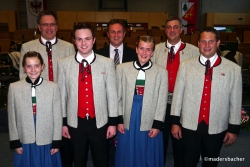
top-left (116, 62), bottom-right (134, 71)
top-left (95, 53), bottom-right (112, 62)
top-left (58, 54), bottom-right (75, 64)
top-left (42, 79), bottom-right (58, 87)
top-left (221, 56), bottom-right (241, 70)
top-left (155, 42), bottom-right (165, 50)
top-left (22, 39), bottom-right (39, 47)
top-left (180, 55), bottom-right (200, 66)
top-left (9, 79), bottom-right (26, 90)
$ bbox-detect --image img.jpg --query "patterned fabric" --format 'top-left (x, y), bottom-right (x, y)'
top-left (114, 49), bottom-right (120, 66)
top-left (133, 61), bottom-right (152, 95)
top-left (25, 77), bottom-right (43, 115)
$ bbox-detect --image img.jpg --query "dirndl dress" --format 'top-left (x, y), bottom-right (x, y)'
top-left (115, 95), bottom-right (164, 167)
top-left (14, 116), bottom-right (62, 167)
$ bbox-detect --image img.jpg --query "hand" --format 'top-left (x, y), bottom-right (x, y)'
top-left (117, 124), bottom-right (125, 134)
top-left (223, 132), bottom-right (237, 145)
top-left (148, 128), bottom-right (160, 138)
top-left (50, 148), bottom-right (59, 155)
top-left (15, 147), bottom-right (23, 154)
top-left (171, 124), bottom-right (182, 140)
top-left (106, 126), bottom-right (116, 139)
top-left (62, 126), bottom-right (71, 139)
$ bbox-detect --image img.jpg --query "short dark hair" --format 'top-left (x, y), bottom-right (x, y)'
top-left (37, 10), bottom-right (58, 24)
top-left (22, 51), bottom-right (44, 67)
top-left (198, 27), bottom-right (220, 42)
top-left (136, 36), bottom-right (155, 51)
top-left (165, 16), bottom-right (182, 28)
top-left (73, 23), bottom-right (95, 39)
top-left (107, 19), bottom-right (125, 32)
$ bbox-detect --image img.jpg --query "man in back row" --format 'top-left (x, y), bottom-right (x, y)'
top-left (95, 19), bottom-right (137, 65)
top-left (95, 18), bottom-right (137, 167)
top-left (19, 10), bottom-right (76, 167)
top-left (152, 16), bottom-right (200, 167)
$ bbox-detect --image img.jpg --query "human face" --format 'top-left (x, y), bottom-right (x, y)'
top-left (24, 57), bottom-right (44, 83)
top-left (74, 29), bottom-right (95, 58)
top-left (165, 20), bottom-right (182, 45)
top-left (136, 41), bottom-right (154, 66)
top-left (38, 15), bottom-right (58, 40)
top-left (107, 23), bottom-right (126, 48)
top-left (198, 32), bottom-right (220, 59)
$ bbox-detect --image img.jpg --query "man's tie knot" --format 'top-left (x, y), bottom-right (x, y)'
top-left (205, 59), bottom-right (211, 75)
top-left (170, 46), bottom-right (175, 63)
top-left (46, 41), bottom-right (52, 56)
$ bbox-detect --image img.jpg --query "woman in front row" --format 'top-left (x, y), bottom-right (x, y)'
top-left (8, 51), bottom-right (62, 167)
top-left (115, 36), bottom-right (168, 167)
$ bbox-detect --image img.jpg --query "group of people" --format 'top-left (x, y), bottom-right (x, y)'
top-left (7, 10), bottom-right (242, 167)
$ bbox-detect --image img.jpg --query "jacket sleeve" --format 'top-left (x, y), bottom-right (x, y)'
top-left (228, 65), bottom-right (242, 134)
top-left (116, 65), bottom-right (124, 124)
top-left (152, 69), bottom-right (168, 130)
top-left (52, 84), bottom-right (63, 147)
top-left (106, 60), bottom-right (118, 126)
top-left (57, 60), bottom-right (68, 126)
top-left (8, 84), bottom-right (22, 149)
top-left (170, 62), bottom-right (186, 125)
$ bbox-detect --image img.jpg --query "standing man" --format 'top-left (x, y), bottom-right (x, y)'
top-left (171, 27), bottom-right (242, 167)
top-left (152, 16), bottom-right (199, 166)
top-left (19, 10), bottom-right (76, 167)
top-left (95, 19), bottom-right (137, 64)
top-left (19, 10), bottom-right (75, 82)
top-left (58, 23), bottom-right (118, 167)
top-left (95, 18), bottom-right (137, 167)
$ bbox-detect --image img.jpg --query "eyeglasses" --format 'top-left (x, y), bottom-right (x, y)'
top-left (39, 23), bottom-right (57, 27)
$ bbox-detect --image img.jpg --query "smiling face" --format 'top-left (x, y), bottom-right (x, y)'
top-left (165, 20), bottom-right (182, 45)
top-left (24, 57), bottom-right (44, 83)
top-left (107, 23), bottom-right (126, 48)
top-left (38, 15), bottom-right (58, 40)
top-left (74, 29), bottom-right (96, 58)
top-left (136, 40), bottom-right (154, 66)
top-left (198, 32), bottom-right (220, 59)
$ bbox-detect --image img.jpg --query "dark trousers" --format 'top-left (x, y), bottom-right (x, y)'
top-left (68, 117), bottom-right (109, 167)
top-left (181, 121), bottom-right (226, 167)
top-left (108, 136), bottom-right (116, 167)
top-left (60, 137), bottom-right (74, 167)
top-left (163, 104), bottom-right (183, 167)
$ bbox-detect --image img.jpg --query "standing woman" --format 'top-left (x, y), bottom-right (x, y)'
top-left (115, 36), bottom-right (168, 167)
top-left (8, 51), bottom-right (62, 167)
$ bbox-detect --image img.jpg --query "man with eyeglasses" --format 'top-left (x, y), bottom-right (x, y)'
top-left (151, 16), bottom-right (199, 167)
top-left (19, 10), bottom-right (75, 82)
top-left (170, 27), bottom-right (242, 167)
top-left (19, 10), bottom-right (76, 167)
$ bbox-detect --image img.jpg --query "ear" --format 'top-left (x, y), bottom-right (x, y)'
top-left (93, 37), bottom-right (96, 44)
top-left (38, 24), bottom-right (41, 31)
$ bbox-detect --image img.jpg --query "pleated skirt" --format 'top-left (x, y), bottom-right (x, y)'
top-left (14, 116), bottom-right (62, 167)
top-left (115, 95), bottom-right (164, 167)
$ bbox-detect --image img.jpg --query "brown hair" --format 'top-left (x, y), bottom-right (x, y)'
top-left (22, 51), bottom-right (44, 67)
top-left (165, 16), bottom-right (182, 28)
top-left (107, 19), bottom-right (126, 32)
top-left (37, 10), bottom-right (58, 24)
top-left (136, 36), bottom-right (155, 51)
top-left (73, 23), bottom-right (95, 39)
